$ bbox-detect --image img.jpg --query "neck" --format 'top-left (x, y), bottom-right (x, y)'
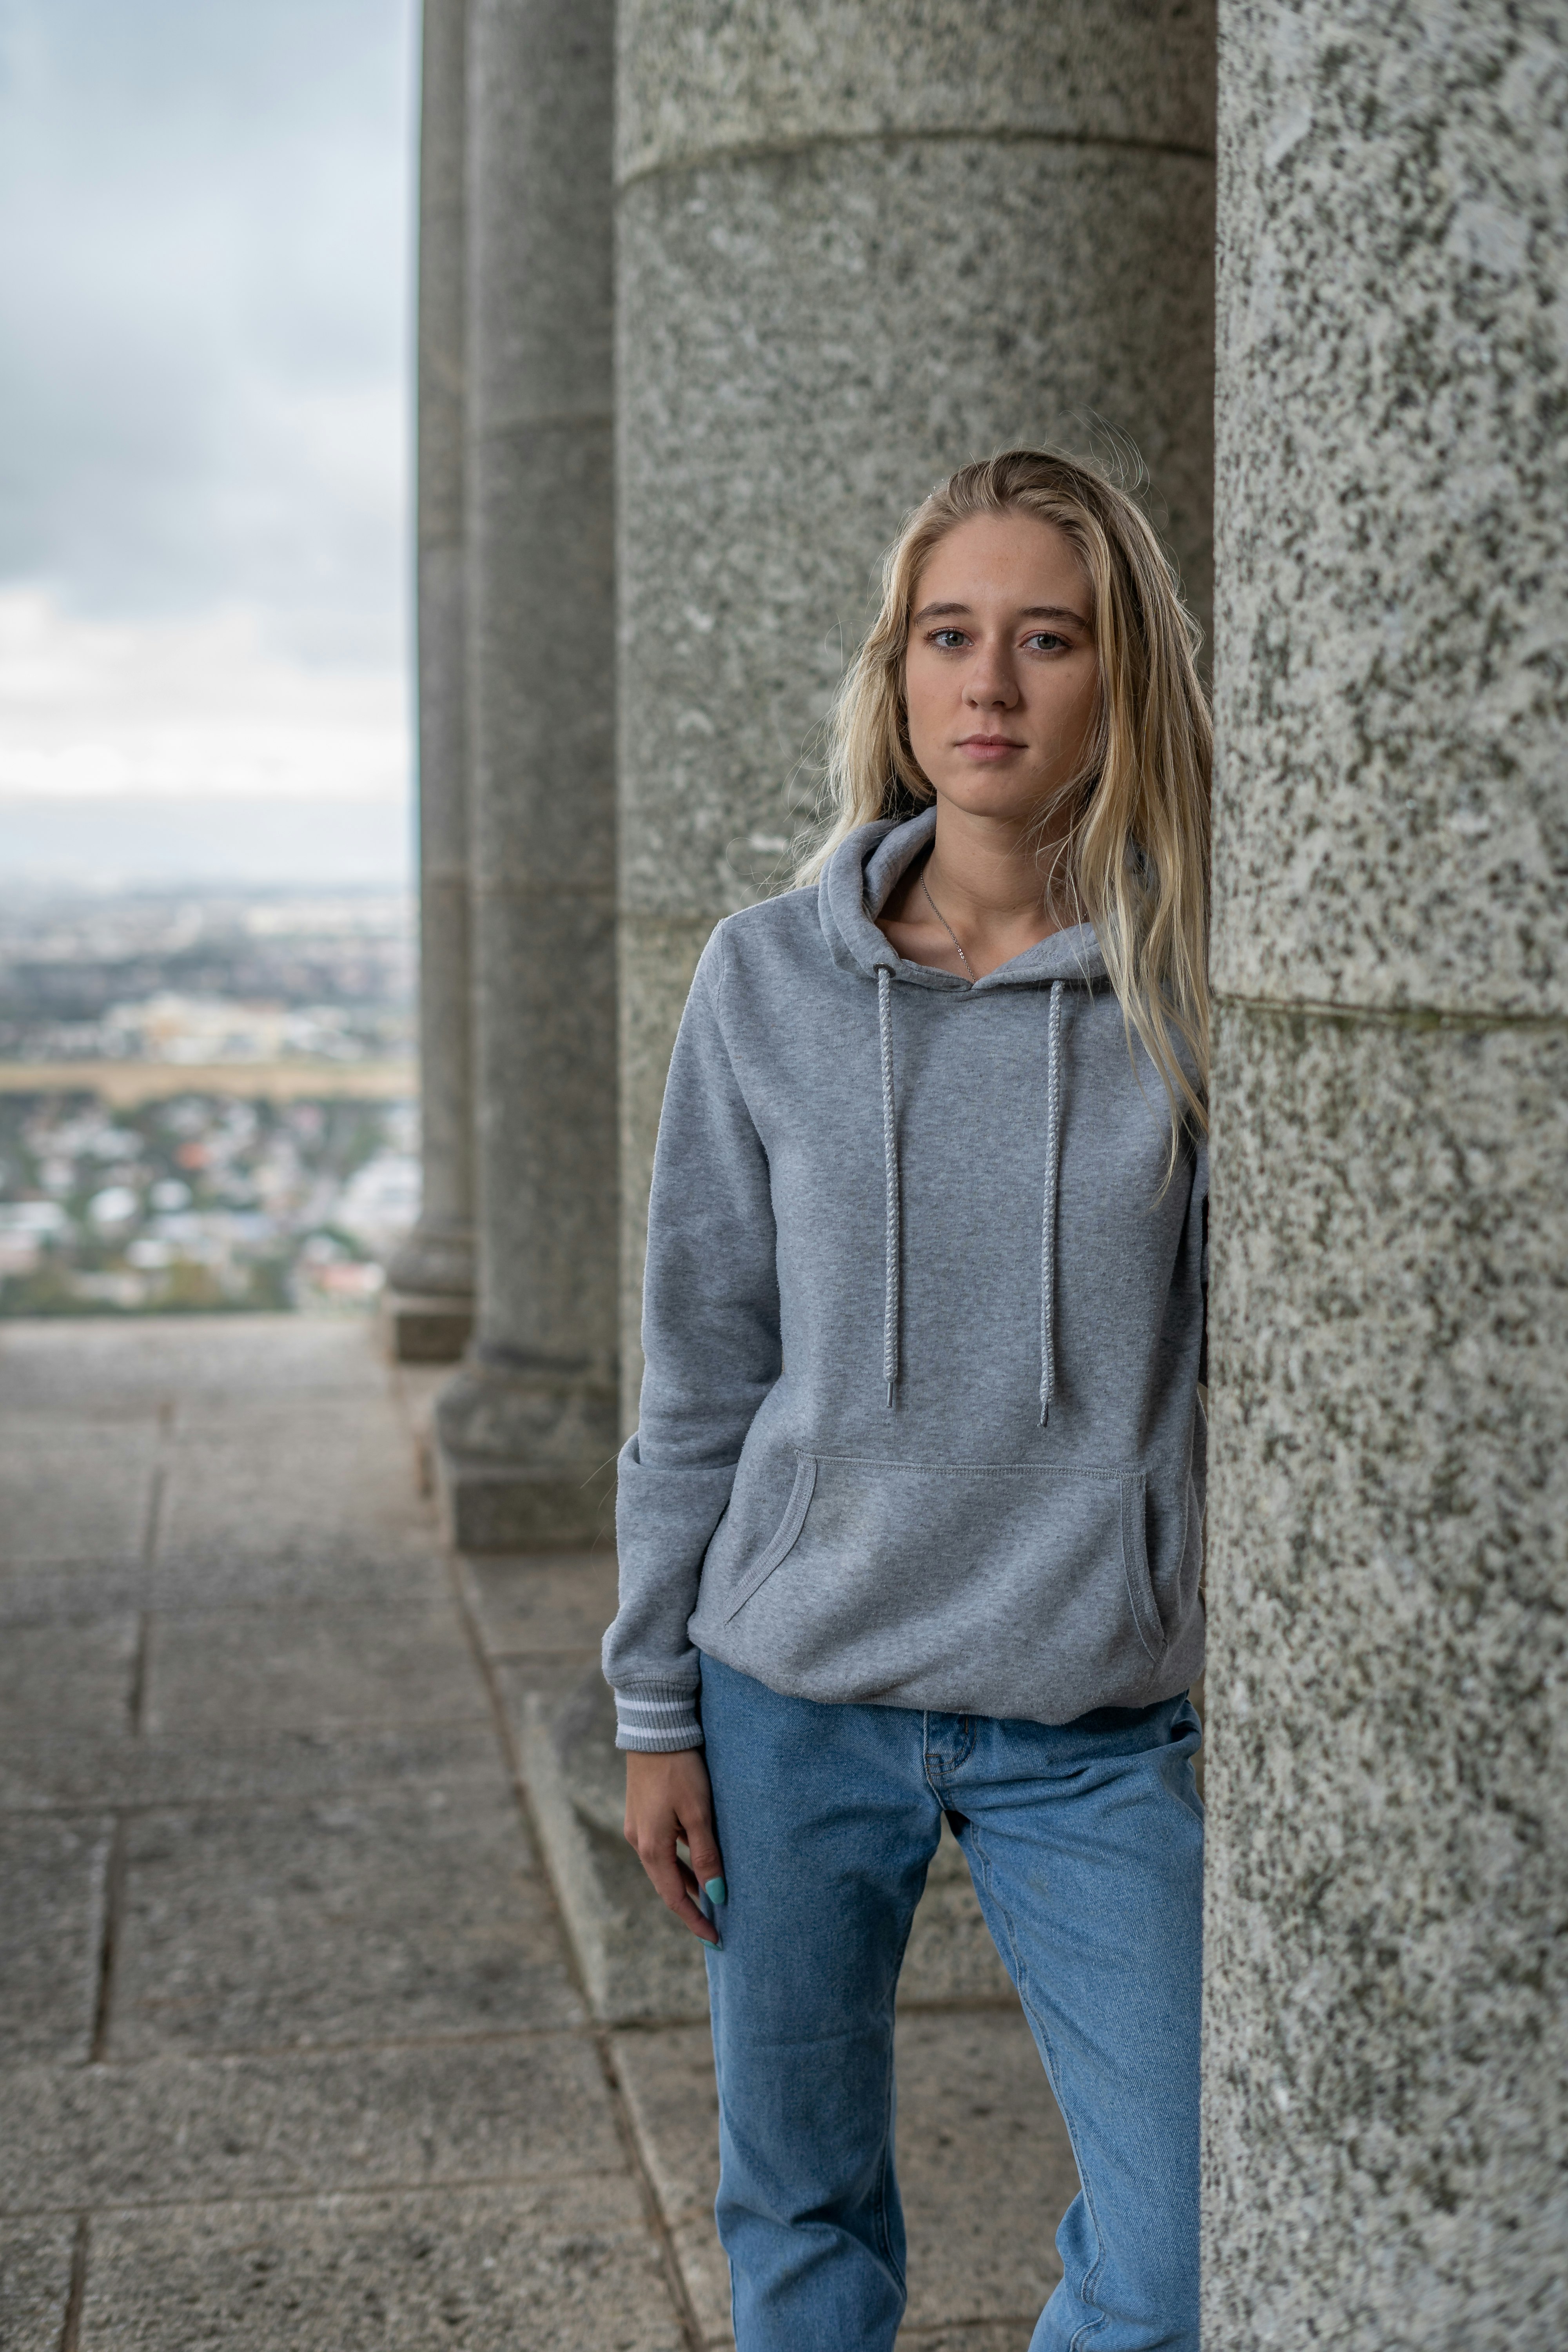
top-left (876, 795), bottom-right (1078, 981)
top-left (923, 799), bottom-right (1074, 931)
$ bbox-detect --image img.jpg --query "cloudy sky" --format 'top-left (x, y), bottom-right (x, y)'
top-left (0, 0), bottom-right (416, 884)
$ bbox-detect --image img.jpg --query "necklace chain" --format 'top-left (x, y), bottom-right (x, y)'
top-left (921, 871), bottom-right (976, 980)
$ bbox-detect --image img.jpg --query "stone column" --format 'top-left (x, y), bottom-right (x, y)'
top-left (615, 0), bottom-right (1218, 1428)
top-left (434, 0), bottom-right (619, 1548)
top-left (386, 0), bottom-right (476, 1362)
top-left (1204, 6), bottom-right (1567, 2342)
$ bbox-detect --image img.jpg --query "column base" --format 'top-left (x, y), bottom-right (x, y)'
top-left (386, 1217), bottom-right (476, 1298)
top-left (434, 1354), bottom-right (617, 1551)
top-left (382, 1289), bottom-right (475, 1364)
top-left (384, 1220), bottom-right (475, 1363)
top-left (437, 1453), bottom-right (614, 1550)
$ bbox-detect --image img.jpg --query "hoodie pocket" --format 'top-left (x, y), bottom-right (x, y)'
top-left (722, 1454), bottom-right (817, 1622)
top-left (720, 1454), bottom-right (1166, 1708)
top-left (1118, 1474), bottom-right (1162, 1661)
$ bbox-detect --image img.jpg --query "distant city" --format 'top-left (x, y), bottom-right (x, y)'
top-left (0, 884), bottom-right (417, 1317)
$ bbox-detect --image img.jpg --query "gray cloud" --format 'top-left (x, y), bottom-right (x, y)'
top-left (0, 0), bottom-right (415, 670)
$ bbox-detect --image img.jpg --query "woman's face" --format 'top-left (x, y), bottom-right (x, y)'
top-left (904, 511), bottom-right (1100, 829)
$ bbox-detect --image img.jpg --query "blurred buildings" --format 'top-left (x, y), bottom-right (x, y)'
top-left (0, 886), bottom-right (417, 1316)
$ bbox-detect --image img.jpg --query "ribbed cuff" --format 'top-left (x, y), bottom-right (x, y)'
top-left (613, 1682), bottom-right (704, 1753)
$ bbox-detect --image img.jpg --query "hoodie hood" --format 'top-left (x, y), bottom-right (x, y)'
top-left (818, 808), bottom-right (1110, 992)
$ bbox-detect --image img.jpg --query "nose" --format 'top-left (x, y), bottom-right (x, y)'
top-left (963, 639), bottom-right (1019, 711)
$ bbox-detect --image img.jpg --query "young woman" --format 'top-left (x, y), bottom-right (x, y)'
top-left (603, 448), bottom-right (1211, 2352)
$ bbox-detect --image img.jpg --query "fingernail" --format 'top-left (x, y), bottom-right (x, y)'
top-left (708, 1933), bottom-right (723, 1952)
top-left (705, 1876), bottom-right (728, 1907)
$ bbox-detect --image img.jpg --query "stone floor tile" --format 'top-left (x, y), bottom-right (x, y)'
top-left (0, 1613), bottom-right (138, 1739)
top-left (0, 1383), bottom-right (156, 1432)
top-left (0, 2036), bottom-right (623, 2212)
top-left (151, 1524), bottom-right (445, 1601)
top-left (0, 1813), bottom-right (111, 2065)
top-left (895, 2011), bottom-right (1076, 2332)
top-left (0, 2214), bottom-right (77, 2343)
top-left (0, 1719), bottom-right (503, 1814)
top-left (0, 1325), bottom-right (173, 1415)
top-left (494, 1650), bottom-right (602, 1702)
top-left (462, 1552), bottom-right (620, 1657)
top-left (0, 1542), bottom-right (446, 1627)
top-left (390, 1361), bottom-right (446, 1445)
top-left (0, 1436), bottom-right (155, 1568)
top-left (391, 1359), bottom-right (448, 1412)
top-left (112, 1783), bottom-right (584, 2057)
top-left (0, 1315), bottom-right (384, 1412)
top-left (157, 1428), bottom-right (426, 1566)
top-left (159, 1414), bottom-right (412, 1481)
top-left (0, 1392), bottom-right (159, 1441)
top-left (611, 2027), bottom-right (735, 2343)
top-left (601, 2034), bottom-right (761, 2341)
top-left (78, 2179), bottom-right (687, 2351)
top-left (156, 1541), bottom-right (447, 1612)
top-left (143, 1603), bottom-right (486, 1737)
top-left (0, 1560), bottom-right (152, 1627)
top-left (671, 2216), bottom-right (732, 2345)
top-left (610, 2025), bottom-right (717, 2230)
top-left (170, 1404), bottom-right (433, 1521)
top-left (169, 1384), bottom-right (400, 1434)
top-left (168, 1393), bottom-right (409, 1461)
top-left (154, 1324), bottom-right (391, 1403)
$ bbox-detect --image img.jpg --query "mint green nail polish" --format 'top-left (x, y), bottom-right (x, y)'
top-left (705, 1876), bottom-right (728, 1906)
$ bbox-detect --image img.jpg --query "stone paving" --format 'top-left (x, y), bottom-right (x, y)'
top-left (0, 1315), bottom-right (1078, 2349)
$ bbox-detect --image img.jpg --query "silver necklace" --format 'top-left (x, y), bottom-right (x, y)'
top-left (921, 871), bottom-right (976, 980)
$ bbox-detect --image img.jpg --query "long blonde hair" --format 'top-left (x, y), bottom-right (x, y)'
top-left (797, 449), bottom-right (1211, 1153)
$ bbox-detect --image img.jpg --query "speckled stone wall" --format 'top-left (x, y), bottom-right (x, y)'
top-left (433, 0), bottom-right (620, 1544)
top-left (615, 0), bottom-right (1219, 1425)
top-left (1204, 5), bottom-right (1568, 2341)
top-left (1211, 5), bottom-right (1567, 1020)
top-left (390, 0), bottom-right (475, 1308)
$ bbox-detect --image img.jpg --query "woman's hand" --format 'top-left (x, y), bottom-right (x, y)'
top-left (624, 1747), bottom-right (726, 1946)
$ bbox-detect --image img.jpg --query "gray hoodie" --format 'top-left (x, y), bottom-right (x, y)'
top-left (604, 808), bottom-right (1207, 1751)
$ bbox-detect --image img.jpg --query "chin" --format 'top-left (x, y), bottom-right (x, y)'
top-left (936, 771), bottom-right (1049, 817)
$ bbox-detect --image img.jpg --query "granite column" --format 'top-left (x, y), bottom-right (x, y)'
top-left (615, 0), bottom-right (1218, 1426)
top-left (387, 0), bottom-right (476, 1360)
top-left (434, 0), bottom-right (618, 1546)
top-left (1203, 5), bottom-right (1568, 2339)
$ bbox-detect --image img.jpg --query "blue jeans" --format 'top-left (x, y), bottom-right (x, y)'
top-left (698, 1653), bottom-right (1203, 2352)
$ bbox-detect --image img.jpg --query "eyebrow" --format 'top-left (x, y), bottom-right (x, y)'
top-left (911, 600), bottom-right (1090, 629)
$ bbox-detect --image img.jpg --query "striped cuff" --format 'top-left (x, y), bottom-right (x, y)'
top-left (613, 1682), bottom-right (703, 1753)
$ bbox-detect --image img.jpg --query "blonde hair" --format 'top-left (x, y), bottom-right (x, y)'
top-left (797, 448), bottom-right (1211, 1156)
